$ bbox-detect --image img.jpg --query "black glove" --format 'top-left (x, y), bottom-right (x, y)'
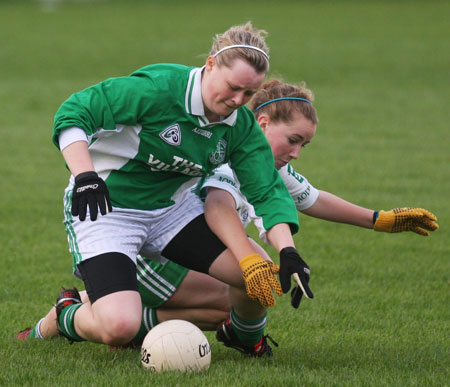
top-left (71, 171), bottom-right (112, 221)
top-left (279, 247), bottom-right (314, 308)
top-left (290, 286), bottom-right (303, 309)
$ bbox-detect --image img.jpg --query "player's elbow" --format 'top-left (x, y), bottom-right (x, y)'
top-left (204, 189), bottom-right (236, 222)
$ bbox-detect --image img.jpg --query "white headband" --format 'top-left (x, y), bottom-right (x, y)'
top-left (213, 44), bottom-right (269, 60)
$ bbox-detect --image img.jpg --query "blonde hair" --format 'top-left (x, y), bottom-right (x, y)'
top-left (210, 22), bottom-right (269, 73)
top-left (250, 79), bottom-right (318, 124)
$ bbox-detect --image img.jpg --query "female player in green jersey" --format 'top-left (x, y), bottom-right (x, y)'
top-left (49, 22), bottom-right (311, 356)
top-left (19, 79), bottom-right (437, 357)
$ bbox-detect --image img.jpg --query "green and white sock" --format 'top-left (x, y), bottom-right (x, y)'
top-left (57, 303), bottom-right (85, 342)
top-left (131, 306), bottom-right (159, 345)
top-left (230, 308), bottom-right (267, 346)
top-left (28, 317), bottom-right (45, 339)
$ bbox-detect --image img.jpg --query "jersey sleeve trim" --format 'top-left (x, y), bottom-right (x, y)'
top-left (200, 166), bottom-right (243, 210)
top-left (280, 164), bottom-right (319, 211)
top-left (58, 127), bottom-right (89, 151)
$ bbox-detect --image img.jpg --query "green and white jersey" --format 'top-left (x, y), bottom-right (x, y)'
top-left (201, 163), bottom-right (319, 242)
top-left (53, 64), bottom-right (298, 232)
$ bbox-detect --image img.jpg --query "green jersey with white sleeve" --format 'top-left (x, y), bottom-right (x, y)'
top-left (53, 64), bottom-right (298, 233)
top-left (201, 163), bottom-right (319, 242)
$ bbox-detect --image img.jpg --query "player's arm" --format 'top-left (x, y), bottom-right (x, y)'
top-left (281, 166), bottom-right (373, 228)
top-left (204, 188), bottom-right (312, 308)
top-left (52, 77), bottom-right (148, 221)
top-left (266, 224), bottom-right (314, 307)
top-left (204, 188), bottom-right (282, 307)
top-left (61, 139), bottom-right (95, 176)
top-left (301, 190), bottom-right (374, 228)
top-left (302, 190), bottom-right (438, 236)
top-left (204, 187), bottom-right (256, 260)
top-left (60, 136), bottom-right (111, 221)
top-left (283, 164), bottom-right (438, 236)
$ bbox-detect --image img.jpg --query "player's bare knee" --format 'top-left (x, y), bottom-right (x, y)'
top-left (100, 315), bottom-right (141, 345)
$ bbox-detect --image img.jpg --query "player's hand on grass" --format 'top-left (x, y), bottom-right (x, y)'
top-left (279, 247), bottom-right (313, 309)
top-left (373, 207), bottom-right (438, 236)
top-left (71, 171), bottom-right (112, 221)
top-left (239, 254), bottom-right (283, 308)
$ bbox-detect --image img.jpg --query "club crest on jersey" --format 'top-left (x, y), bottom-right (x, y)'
top-left (209, 139), bottom-right (227, 165)
top-left (160, 124), bottom-right (181, 146)
top-left (241, 208), bottom-right (249, 222)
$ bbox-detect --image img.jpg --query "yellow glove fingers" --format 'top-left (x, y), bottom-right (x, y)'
top-left (239, 254), bottom-right (281, 307)
top-left (394, 207), bottom-right (439, 233)
top-left (244, 278), bottom-right (275, 307)
top-left (268, 273), bottom-right (283, 297)
top-left (250, 272), bottom-right (277, 306)
top-left (263, 292), bottom-right (276, 308)
top-left (243, 280), bottom-right (274, 307)
top-left (417, 208), bottom-right (437, 221)
top-left (393, 208), bottom-right (424, 220)
top-left (416, 217), bottom-right (439, 231)
top-left (412, 226), bottom-right (430, 236)
top-left (374, 207), bottom-right (439, 234)
top-left (263, 262), bottom-right (282, 295)
top-left (252, 276), bottom-right (276, 307)
top-left (264, 261), bottom-right (283, 297)
top-left (269, 262), bottom-right (280, 275)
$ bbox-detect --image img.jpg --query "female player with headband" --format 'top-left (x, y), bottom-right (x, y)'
top-left (204, 79), bottom-right (438, 313)
top-left (19, 79), bottom-right (437, 357)
top-left (43, 22), bottom-right (312, 356)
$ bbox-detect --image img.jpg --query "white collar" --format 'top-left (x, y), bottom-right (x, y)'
top-left (185, 66), bottom-right (238, 127)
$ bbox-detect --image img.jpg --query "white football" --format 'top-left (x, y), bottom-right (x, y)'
top-left (141, 319), bottom-right (211, 373)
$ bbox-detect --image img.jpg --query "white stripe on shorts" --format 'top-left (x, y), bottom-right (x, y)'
top-left (136, 262), bottom-right (171, 301)
top-left (137, 258), bottom-right (176, 294)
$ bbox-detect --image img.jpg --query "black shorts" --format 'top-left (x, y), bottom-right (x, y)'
top-left (77, 252), bottom-right (138, 304)
top-left (162, 214), bottom-right (227, 274)
top-left (77, 214), bottom-right (226, 302)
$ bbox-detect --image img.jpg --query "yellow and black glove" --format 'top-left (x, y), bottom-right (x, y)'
top-left (373, 207), bottom-right (438, 236)
top-left (239, 254), bottom-right (282, 308)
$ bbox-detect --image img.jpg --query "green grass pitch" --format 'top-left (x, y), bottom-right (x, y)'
top-left (1, 0), bottom-right (449, 385)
